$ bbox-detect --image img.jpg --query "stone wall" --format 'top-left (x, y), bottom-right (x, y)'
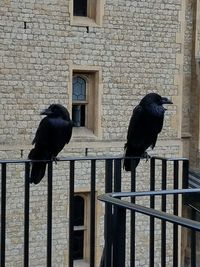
top-left (0, 0), bottom-right (194, 266)
top-left (0, 0), bottom-right (180, 146)
top-left (189, 0), bottom-right (200, 170)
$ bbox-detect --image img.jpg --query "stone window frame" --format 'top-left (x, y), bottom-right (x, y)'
top-left (69, 64), bottom-right (102, 140)
top-left (69, 0), bottom-right (105, 27)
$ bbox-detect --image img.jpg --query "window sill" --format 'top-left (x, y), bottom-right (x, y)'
top-left (72, 127), bottom-right (97, 141)
top-left (74, 260), bottom-right (89, 267)
top-left (71, 16), bottom-right (100, 27)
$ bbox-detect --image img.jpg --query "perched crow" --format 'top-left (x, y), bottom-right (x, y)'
top-left (28, 104), bottom-right (73, 184)
top-left (124, 93), bottom-right (173, 171)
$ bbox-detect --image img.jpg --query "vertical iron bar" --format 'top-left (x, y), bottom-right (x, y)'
top-left (191, 209), bottom-right (196, 267)
top-left (161, 159), bottom-right (167, 267)
top-left (182, 159), bottom-right (189, 214)
top-left (182, 157), bottom-right (189, 267)
top-left (104, 202), bottom-right (113, 267)
top-left (113, 207), bottom-right (126, 267)
top-left (130, 159), bottom-right (136, 267)
top-left (47, 161), bottom-right (53, 267)
top-left (114, 159), bottom-right (121, 192)
top-left (113, 159), bottom-right (122, 267)
top-left (149, 157), bottom-right (155, 267)
top-left (182, 160), bottom-right (189, 189)
top-left (69, 160), bottom-right (75, 267)
top-left (103, 159), bottom-right (113, 267)
top-left (90, 160), bottom-right (96, 267)
top-left (24, 162), bottom-right (30, 267)
top-left (173, 161), bottom-right (179, 267)
top-left (1, 163), bottom-right (7, 267)
top-left (105, 159), bottom-right (113, 193)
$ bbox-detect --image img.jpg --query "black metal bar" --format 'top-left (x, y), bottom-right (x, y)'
top-left (104, 202), bottom-right (113, 267)
top-left (90, 160), bottom-right (96, 267)
top-left (114, 159), bottom-right (121, 192)
top-left (191, 209), bottom-right (196, 267)
top-left (112, 188), bottom-right (200, 198)
top-left (105, 159), bottom-right (113, 193)
top-left (150, 158), bottom-right (155, 267)
top-left (97, 194), bottom-right (200, 231)
top-left (182, 160), bottom-right (189, 207)
top-left (113, 159), bottom-right (122, 267)
top-left (1, 163), bottom-right (7, 267)
top-left (182, 160), bottom-right (189, 189)
top-left (103, 159), bottom-right (113, 267)
top-left (161, 159), bottom-right (167, 267)
top-left (152, 156), bottom-right (188, 162)
top-left (69, 161), bottom-right (75, 267)
top-left (130, 159), bottom-right (136, 267)
top-left (173, 161), bottom-right (179, 267)
top-left (173, 162), bottom-right (179, 213)
top-left (47, 161), bottom-right (53, 267)
top-left (24, 162), bottom-right (30, 267)
top-left (113, 207), bottom-right (126, 267)
top-left (0, 155), bottom-right (188, 164)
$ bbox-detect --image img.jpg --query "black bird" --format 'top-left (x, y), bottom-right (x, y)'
top-left (124, 93), bottom-right (173, 171)
top-left (28, 104), bottom-right (73, 184)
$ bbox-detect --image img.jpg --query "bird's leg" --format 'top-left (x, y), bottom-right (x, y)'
top-left (142, 151), bottom-right (151, 162)
top-left (52, 157), bottom-right (60, 165)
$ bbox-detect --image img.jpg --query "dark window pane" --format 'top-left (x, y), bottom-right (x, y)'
top-left (73, 230), bottom-right (84, 260)
top-left (73, 76), bottom-right (86, 101)
top-left (74, 196), bottom-right (84, 226)
top-left (73, 0), bottom-right (87, 17)
top-left (72, 105), bottom-right (85, 127)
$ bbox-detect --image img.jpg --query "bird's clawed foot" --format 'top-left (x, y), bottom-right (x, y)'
top-left (142, 152), bottom-right (151, 162)
top-left (52, 157), bottom-right (60, 165)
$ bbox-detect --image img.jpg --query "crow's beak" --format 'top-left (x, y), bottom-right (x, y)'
top-left (161, 97), bottom-right (173, 105)
top-left (40, 108), bottom-right (52, 115)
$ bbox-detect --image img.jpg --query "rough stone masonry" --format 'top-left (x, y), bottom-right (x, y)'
top-left (0, 0), bottom-right (198, 266)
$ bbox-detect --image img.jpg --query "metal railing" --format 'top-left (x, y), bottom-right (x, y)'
top-left (98, 188), bottom-right (200, 267)
top-left (0, 156), bottom-right (194, 266)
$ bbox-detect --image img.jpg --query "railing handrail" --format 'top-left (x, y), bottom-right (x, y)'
top-left (98, 188), bottom-right (200, 231)
top-left (111, 188), bottom-right (200, 198)
top-left (0, 155), bottom-right (189, 164)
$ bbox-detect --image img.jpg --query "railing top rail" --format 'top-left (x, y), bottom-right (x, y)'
top-left (0, 155), bottom-right (189, 164)
top-left (152, 156), bottom-right (188, 161)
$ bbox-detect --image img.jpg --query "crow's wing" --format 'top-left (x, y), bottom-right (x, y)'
top-left (49, 119), bottom-right (73, 156)
top-left (32, 117), bottom-right (52, 148)
top-left (126, 105), bottom-right (147, 150)
top-left (124, 105), bottom-right (146, 171)
top-left (149, 114), bottom-right (164, 149)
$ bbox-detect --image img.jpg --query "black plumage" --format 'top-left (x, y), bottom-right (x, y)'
top-left (28, 104), bottom-right (73, 184)
top-left (124, 93), bottom-right (173, 171)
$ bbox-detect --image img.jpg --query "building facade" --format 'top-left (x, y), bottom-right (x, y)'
top-left (1, 0), bottom-right (200, 266)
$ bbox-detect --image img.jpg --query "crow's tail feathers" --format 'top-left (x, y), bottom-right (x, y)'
top-left (123, 145), bottom-right (140, 171)
top-left (29, 162), bottom-right (47, 184)
top-left (28, 148), bottom-right (47, 184)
